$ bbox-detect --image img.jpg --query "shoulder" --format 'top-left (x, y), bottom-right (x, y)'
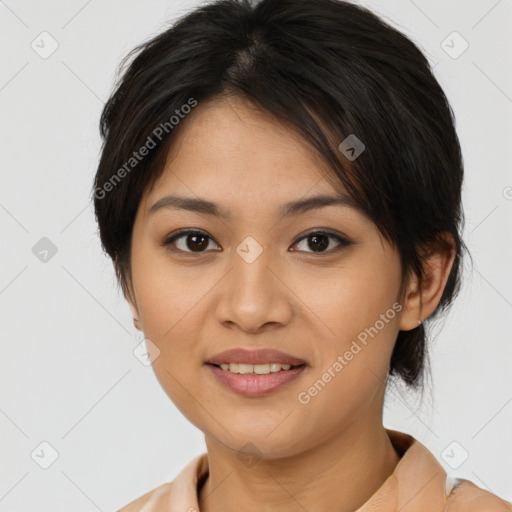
top-left (115, 452), bottom-right (208, 512)
top-left (445, 478), bottom-right (512, 511)
top-left (116, 481), bottom-right (173, 512)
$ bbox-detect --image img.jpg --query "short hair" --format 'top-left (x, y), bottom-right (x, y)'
top-left (92, 0), bottom-right (468, 391)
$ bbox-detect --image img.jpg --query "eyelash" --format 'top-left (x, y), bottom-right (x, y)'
top-left (162, 228), bottom-right (352, 256)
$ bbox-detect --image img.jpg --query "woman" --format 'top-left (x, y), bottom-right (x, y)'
top-left (92, 0), bottom-right (511, 509)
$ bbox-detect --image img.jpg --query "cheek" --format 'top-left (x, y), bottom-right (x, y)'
top-left (292, 255), bottom-right (402, 393)
top-left (293, 284), bottom-right (401, 444)
top-left (130, 245), bottom-right (219, 397)
top-left (290, 252), bottom-right (402, 340)
top-left (131, 250), bottom-right (209, 417)
top-left (131, 243), bottom-right (199, 337)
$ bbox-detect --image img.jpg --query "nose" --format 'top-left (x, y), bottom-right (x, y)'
top-left (214, 244), bottom-right (294, 334)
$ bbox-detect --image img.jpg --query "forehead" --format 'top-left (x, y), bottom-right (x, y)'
top-left (144, 94), bottom-right (345, 204)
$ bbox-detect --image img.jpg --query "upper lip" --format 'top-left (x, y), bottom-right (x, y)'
top-left (206, 348), bottom-right (307, 366)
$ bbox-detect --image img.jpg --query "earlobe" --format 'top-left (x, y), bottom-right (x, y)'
top-left (126, 298), bottom-right (141, 330)
top-left (398, 271), bottom-right (423, 331)
top-left (126, 289), bottom-right (142, 331)
top-left (132, 315), bottom-right (142, 331)
top-left (114, 257), bottom-right (142, 331)
top-left (398, 233), bottom-right (456, 332)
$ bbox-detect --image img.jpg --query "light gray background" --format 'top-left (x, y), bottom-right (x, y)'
top-left (1, 0), bottom-right (511, 510)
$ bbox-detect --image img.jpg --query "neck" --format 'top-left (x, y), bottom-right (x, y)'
top-left (198, 420), bottom-right (400, 512)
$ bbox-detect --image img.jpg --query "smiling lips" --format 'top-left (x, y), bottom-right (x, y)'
top-left (206, 348), bottom-right (307, 396)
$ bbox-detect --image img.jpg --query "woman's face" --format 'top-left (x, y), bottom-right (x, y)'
top-left (126, 95), bottom-right (411, 458)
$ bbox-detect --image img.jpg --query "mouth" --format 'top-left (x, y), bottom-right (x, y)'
top-left (205, 348), bottom-right (308, 396)
top-left (206, 363), bottom-right (307, 398)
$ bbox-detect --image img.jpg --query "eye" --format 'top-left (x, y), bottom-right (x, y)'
top-left (291, 230), bottom-right (351, 254)
top-left (162, 228), bottom-right (351, 255)
top-left (162, 229), bottom-right (221, 254)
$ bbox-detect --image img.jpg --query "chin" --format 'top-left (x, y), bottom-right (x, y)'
top-left (209, 425), bottom-right (309, 461)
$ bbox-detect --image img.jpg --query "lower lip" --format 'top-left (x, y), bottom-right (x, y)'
top-left (206, 364), bottom-right (306, 397)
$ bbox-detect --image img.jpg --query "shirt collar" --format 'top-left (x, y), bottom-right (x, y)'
top-left (168, 429), bottom-right (449, 512)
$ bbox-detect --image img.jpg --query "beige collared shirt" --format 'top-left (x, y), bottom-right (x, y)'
top-left (117, 429), bottom-right (511, 511)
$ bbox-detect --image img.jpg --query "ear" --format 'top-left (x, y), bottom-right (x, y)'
top-left (114, 257), bottom-right (142, 331)
top-left (399, 232), bottom-right (456, 331)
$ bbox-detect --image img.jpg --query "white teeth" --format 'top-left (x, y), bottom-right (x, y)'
top-left (218, 362), bottom-right (295, 374)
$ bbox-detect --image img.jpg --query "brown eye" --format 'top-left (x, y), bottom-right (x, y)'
top-left (291, 231), bottom-right (351, 254)
top-left (163, 229), bottom-right (220, 254)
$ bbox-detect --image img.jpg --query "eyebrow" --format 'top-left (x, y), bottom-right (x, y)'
top-left (148, 193), bottom-right (361, 219)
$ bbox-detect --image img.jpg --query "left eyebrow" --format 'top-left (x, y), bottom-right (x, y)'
top-left (148, 193), bottom-right (361, 219)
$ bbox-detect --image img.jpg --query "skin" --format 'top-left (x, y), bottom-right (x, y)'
top-left (121, 94), bottom-right (456, 512)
